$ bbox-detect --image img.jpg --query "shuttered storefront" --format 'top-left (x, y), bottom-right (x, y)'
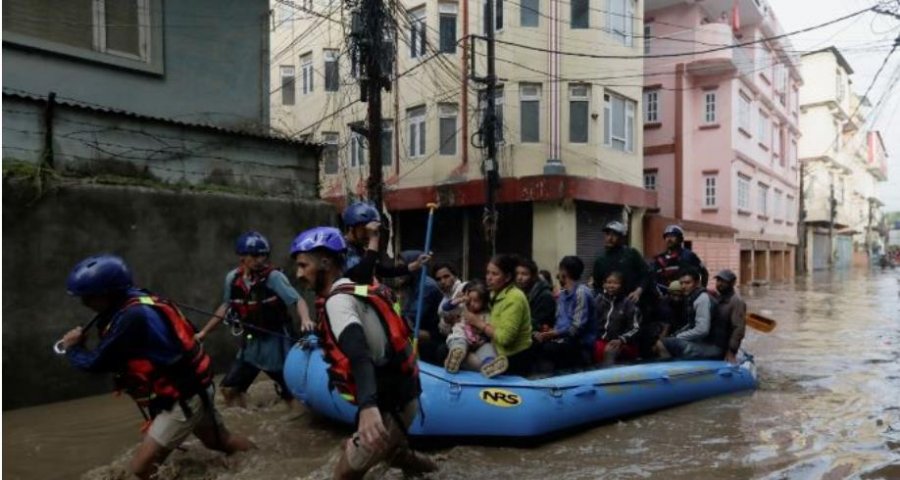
top-left (812, 232), bottom-right (829, 270)
top-left (575, 201), bottom-right (623, 282)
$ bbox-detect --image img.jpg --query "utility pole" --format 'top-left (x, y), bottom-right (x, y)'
top-left (797, 160), bottom-right (807, 274)
top-left (828, 178), bottom-right (836, 269)
top-left (476, 0), bottom-right (500, 255)
top-left (351, 0), bottom-right (392, 251)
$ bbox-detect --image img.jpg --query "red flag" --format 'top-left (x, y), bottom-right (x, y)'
top-left (731, 1), bottom-right (741, 34)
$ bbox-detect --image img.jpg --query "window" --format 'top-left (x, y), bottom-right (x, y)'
top-left (521, 0), bottom-right (539, 27)
top-left (644, 171), bottom-right (657, 191)
top-left (758, 110), bottom-right (769, 145)
top-left (350, 131), bottom-right (365, 167)
top-left (324, 49), bottom-right (339, 91)
top-left (758, 183), bottom-right (769, 217)
top-left (569, 84), bottom-right (590, 143)
top-left (323, 132), bottom-right (339, 174)
top-left (644, 24), bottom-right (651, 54)
top-left (704, 92), bottom-right (717, 124)
top-left (738, 92), bottom-right (751, 133)
top-left (786, 195), bottom-right (794, 222)
top-left (382, 120), bottom-right (394, 167)
top-left (603, 92), bottom-right (635, 152)
top-left (280, 66), bottom-right (296, 105)
top-left (773, 190), bottom-right (783, 220)
top-left (520, 83), bottom-right (541, 143)
top-left (439, 3), bottom-right (458, 54)
top-left (3, 0), bottom-right (160, 72)
top-left (484, 0), bottom-right (503, 33)
top-left (439, 103), bottom-right (458, 155)
top-left (704, 174), bottom-right (717, 207)
top-left (607, 0), bottom-right (635, 46)
top-left (301, 53), bottom-right (314, 94)
top-left (408, 106), bottom-right (426, 158)
top-left (778, 126), bottom-right (786, 166)
top-left (571, 0), bottom-right (588, 29)
top-left (737, 175), bottom-right (750, 210)
top-left (643, 90), bottom-right (660, 123)
top-left (774, 64), bottom-right (786, 105)
top-left (410, 8), bottom-right (426, 59)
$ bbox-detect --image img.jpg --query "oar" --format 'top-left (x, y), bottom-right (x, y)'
top-left (412, 202), bottom-right (438, 357)
top-left (746, 312), bottom-right (776, 333)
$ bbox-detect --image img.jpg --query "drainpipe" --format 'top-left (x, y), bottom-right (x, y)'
top-left (675, 64), bottom-right (685, 219)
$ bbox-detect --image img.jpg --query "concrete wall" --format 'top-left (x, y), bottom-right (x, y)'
top-left (3, 0), bottom-right (270, 129)
top-left (2, 182), bottom-right (334, 410)
top-left (2, 96), bottom-right (318, 198)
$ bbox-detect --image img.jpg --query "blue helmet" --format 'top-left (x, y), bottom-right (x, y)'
top-left (663, 225), bottom-right (684, 239)
top-left (235, 231), bottom-right (270, 256)
top-left (290, 226), bottom-right (347, 258)
top-left (66, 254), bottom-right (133, 296)
top-left (342, 201), bottom-right (380, 227)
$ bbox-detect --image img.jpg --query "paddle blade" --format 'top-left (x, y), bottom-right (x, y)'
top-left (746, 313), bottom-right (776, 333)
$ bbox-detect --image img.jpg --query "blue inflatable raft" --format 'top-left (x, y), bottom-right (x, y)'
top-left (284, 337), bottom-right (757, 438)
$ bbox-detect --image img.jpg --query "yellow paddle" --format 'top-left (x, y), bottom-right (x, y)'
top-left (746, 312), bottom-right (776, 333)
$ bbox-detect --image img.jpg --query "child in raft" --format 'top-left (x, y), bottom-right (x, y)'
top-left (442, 280), bottom-right (508, 377)
top-left (594, 271), bottom-right (642, 366)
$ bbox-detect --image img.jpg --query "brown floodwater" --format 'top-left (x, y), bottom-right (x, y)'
top-left (4, 269), bottom-right (900, 479)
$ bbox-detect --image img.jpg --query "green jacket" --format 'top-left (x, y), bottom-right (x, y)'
top-left (592, 245), bottom-right (649, 296)
top-left (489, 284), bottom-right (533, 357)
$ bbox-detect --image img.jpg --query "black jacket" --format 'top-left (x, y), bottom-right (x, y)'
top-left (592, 245), bottom-right (649, 297)
top-left (527, 279), bottom-right (556, 330)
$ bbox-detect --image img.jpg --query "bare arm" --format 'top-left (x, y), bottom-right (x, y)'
top-left (196, 303), bottom-right (228, 341)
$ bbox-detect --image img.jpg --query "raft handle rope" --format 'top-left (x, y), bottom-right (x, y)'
top-left (51, 316), bottom-right (101, 355)
top-left (176, 302), bottom-right (303, 343)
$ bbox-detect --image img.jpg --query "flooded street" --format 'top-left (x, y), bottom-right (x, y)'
top-left (4, 269), bottom-right (900, 479)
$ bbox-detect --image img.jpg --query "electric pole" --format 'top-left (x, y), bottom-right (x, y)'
top-left (350, 0), bottom-right (392, 251)
top-left (828, 178), bottom-right (836, 269)
top-left (475, 0), bottom-right (500, 256)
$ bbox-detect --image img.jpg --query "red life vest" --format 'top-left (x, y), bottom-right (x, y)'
top-left (228, 265), bottom-right (290, 333)
top-left (105, 294), bottom-right (213, 415)
top-left (317, 282), bottom-right (418, 405)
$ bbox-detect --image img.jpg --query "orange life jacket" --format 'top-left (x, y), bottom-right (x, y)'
top-left (228, 265), bottom-right (290, 333)
top-left (105, 294), bottom-right (213, 416)
top-left (317, 282), bottom-right (418, 405)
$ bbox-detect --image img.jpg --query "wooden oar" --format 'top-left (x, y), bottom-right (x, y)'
top-left (746, 312), bottom-right (776, 333)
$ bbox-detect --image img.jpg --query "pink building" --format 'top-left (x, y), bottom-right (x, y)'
top-left (643, 0), bottom-right (802, 285)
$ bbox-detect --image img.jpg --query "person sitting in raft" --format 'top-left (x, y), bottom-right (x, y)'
top-left (434, 262), bottom-right (467, 339)
top-left (655, 268), bottom-right (723, 360)
top-left (444, 281), bottom-right (506, 377)
top-left (533, 256), bottom-right (596, 371)
top-left (341, 201), bottom-right (430, 285)
top-left (397, 250), bottom-right (445, 364)
top-left (515, 258), bottom-right (557, 333)
top-left (636, 279), bottom-right (685, 359)
top-left (466, 254), bottom-right (535, 377)
top-left (594, 271), bottom-right (642, 366)
top-left (711, 269), bottom-right (747, 364)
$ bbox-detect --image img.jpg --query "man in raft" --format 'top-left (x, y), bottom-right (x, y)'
top-left (291, 226), bottom-right (437, 479)
top-left (59, 254), bottom-right (254, 479)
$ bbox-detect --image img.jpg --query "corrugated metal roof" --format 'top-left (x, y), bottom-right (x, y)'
top-left (3, 89), bottom-right (320, 148)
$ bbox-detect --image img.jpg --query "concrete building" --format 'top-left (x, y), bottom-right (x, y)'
top-left (270, 0), bottom-right (655, 276)
top-left (643, 0), bottom-right (801, 285)
top-left (797, 47), bottom-right (887, 271)
top-left (3, 0), bottom-right (317, 196)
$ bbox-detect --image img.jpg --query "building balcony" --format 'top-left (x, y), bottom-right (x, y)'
top-left (685, 23), bottom-right (749, 77)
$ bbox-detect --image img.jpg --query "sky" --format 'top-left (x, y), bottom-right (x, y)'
top-left (768, 0), bottom-right (900, 212)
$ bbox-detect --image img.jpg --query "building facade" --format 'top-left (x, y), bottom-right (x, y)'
top-left (643, 0), bottom-right (801, 285)
top-left (797, 48), bottom-right (887, 271)
top-left (270, 0), bottom-right (655, 276)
